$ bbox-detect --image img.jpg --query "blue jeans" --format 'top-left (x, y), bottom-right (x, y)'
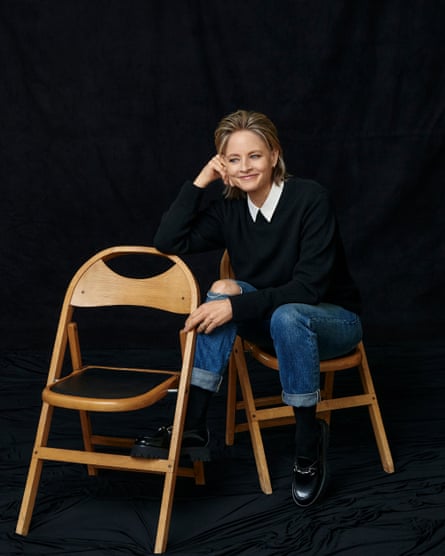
top-left (191, 281), bottom-right (363, 407)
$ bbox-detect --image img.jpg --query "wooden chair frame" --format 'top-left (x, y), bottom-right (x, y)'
top-left (16, 246), bottom-right (203, 554)
top-left (220, 250), bottom-right (394, 495)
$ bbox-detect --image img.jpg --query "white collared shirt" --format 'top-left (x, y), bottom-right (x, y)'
top-left (247, 181), bottom-right (284, 222)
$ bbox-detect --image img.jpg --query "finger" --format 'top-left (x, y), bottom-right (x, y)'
top-left (184, 313), bottom-right (200, 332)
top-left (212, 155), bottom-right (227, 176)
top-left (198, 314), bottom-right (218, 334)
top-left (198, 320), bottom-right (210, 334)
top-left (184, 308), bottom-right (207, 332)
top-left (203, 319), bottom-right (216, 334)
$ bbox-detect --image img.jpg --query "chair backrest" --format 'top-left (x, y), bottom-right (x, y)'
top-left (219, 249), bottom-right (235, 280)
top-left (48, 246), bottom-right (200, 384)
top-left (69, 245), bottom-right (199, 314)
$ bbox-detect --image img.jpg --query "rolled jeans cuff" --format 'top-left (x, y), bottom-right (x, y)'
top-left (282, 389), bottom-right (320, 408)
top-left (191, 366), bottom-right (223, 393)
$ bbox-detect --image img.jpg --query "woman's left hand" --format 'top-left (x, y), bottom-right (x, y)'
top-left (184, 299), bottom-right (233, 334)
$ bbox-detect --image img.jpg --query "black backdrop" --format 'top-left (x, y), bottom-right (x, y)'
top-left (1, 0), bottom-right (445, 350)
top-left (2, 3), bottom-right (445, 555)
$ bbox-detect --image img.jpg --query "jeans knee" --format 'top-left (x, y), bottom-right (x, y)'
top-left (270, 304), bottom-right (311, 339)
top-left (209, 279), bottom-right (241, 296)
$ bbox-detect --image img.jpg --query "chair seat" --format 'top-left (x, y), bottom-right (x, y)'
top-left (44, 366), bottom-right (179, 412)
top-left (49, 367), bottom-right (179, 398)
top-left (246, 340), bottom-right (359, 372)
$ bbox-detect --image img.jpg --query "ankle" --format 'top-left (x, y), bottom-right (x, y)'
top-left (184, 385), bottom-right (213, 431)
top-left (293, 405), bottom-right (318, 460)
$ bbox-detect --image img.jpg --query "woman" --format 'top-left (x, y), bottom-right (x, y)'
top-left (132, 109), bottom-right (362, 507)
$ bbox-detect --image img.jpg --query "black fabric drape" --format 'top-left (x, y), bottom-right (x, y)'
top-left (1, 344), bottom-right (444, 555)
top-left (1, 1), bottom-right (444, 349)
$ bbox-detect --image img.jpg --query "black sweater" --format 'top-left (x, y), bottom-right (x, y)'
top-left (154, 178), bottom-right (361, 322)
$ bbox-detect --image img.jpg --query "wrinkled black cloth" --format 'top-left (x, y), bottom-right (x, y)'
top-left (2, 343), bottom-right (444, 555)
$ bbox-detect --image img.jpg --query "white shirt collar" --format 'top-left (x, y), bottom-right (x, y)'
top-left (247, 181), bottom-right (284, 222)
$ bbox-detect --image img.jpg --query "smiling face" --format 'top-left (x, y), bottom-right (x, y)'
top-left (223, 130), bottom-right (279, 207)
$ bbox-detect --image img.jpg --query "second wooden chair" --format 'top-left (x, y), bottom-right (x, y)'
top-left (220, 250), bottom-right (394, 495)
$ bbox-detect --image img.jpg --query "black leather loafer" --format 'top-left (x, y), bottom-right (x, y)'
top-left (131, 425), bottom-right (211, 461)
top-left (291, 419), bottom-right (329, 507)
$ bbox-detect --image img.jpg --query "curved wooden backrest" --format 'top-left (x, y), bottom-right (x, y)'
top-left (68, 246), bottom-right (199, 315)
top-left (47, 245), bottom-right (200, 387)
top-left (219, 249), bottom-right (235, 280)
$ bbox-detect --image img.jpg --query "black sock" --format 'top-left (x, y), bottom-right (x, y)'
top-left (293, 405), bottom-right (318, 461)
top-left (184, 385), bottom-right (213, 431)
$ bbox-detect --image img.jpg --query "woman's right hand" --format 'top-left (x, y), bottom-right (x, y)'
top-left (193, 154), bottom-right (231, 188)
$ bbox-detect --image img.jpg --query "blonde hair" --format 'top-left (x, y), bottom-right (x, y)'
top-left (214, 109), bottom-right (287, 199)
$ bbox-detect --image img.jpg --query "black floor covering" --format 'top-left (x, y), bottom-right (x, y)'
top-left (1, 342), bottom-right (444, 556)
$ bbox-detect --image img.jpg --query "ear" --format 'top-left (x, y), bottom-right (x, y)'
top-left (272, 149), bottom-right (279, 167)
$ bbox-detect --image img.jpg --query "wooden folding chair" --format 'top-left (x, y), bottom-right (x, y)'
top-left (220, 250), bottom-right (394, 495)
top-left (16, 246), bottom-right (203, 554)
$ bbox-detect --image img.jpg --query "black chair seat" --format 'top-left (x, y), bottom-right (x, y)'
top-left (50, 368), bottom-right (176, 399)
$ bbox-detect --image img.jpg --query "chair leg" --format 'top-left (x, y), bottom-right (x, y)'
top-left (16, 457), bottom-right (44, 536)
top-left (358, 346), bottom-right (395, 473)
top-left (233, 338), bottom-right (273, 495)
top-left (317, 371), bottom-right (334, 425)
top-left (225, 353), bottom-right (238, 446)
top-left (79, 410), bottom-right (98, 476)
top-left (154, 470), bottom-right (178, 554)
top-left (16, 403), bottom-right (54, 535)
top-left (192, 461), bottom-right (205, 485)
top-left (153, 343), bottom-right (195, 553)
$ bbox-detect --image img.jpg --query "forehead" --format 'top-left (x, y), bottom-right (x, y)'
top-left (224, 130), bottom-right (268, 154)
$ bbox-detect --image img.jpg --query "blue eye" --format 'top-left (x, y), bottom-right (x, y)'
top-left (228, 158), bottom-right (239, 164)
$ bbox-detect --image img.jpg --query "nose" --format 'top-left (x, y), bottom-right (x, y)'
top-left (240, 157), bottom-right (252, 172)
